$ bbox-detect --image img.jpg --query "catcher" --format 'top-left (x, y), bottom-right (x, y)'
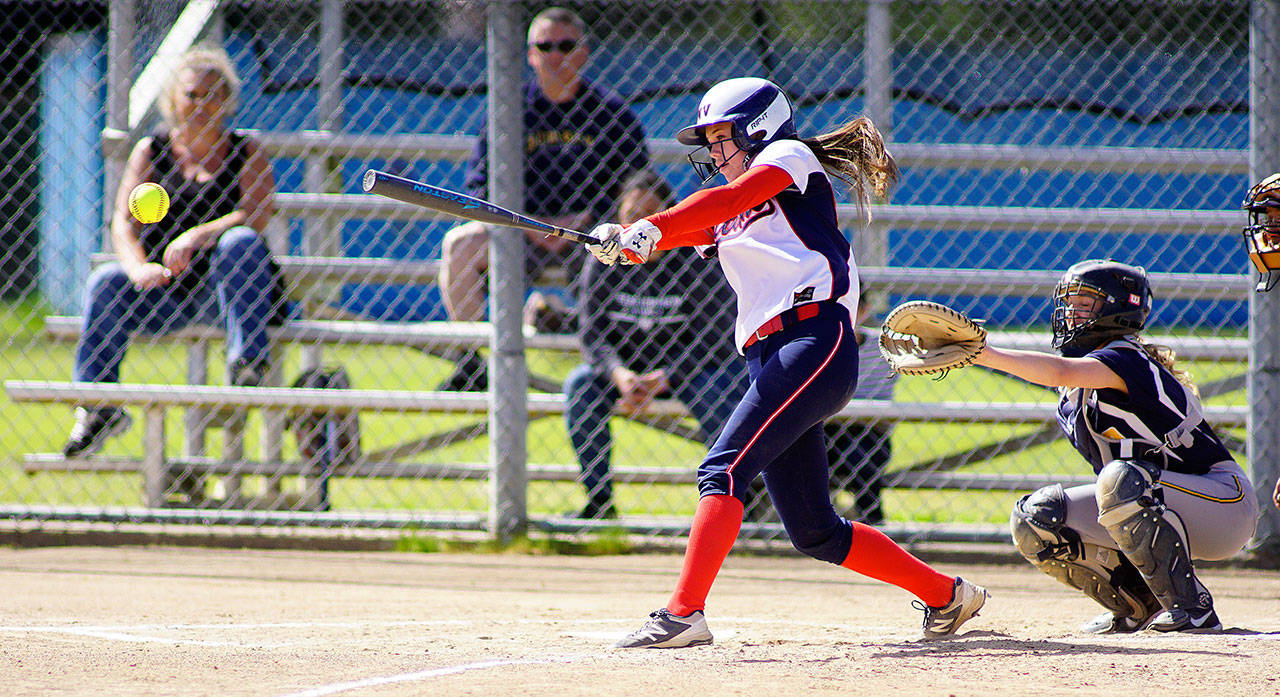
top-left (1241, 172), bottom-right (1280, 514)
top-left (881, 260), bottom-right (1257, 633)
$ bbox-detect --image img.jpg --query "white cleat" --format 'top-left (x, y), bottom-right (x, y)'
top-left (615, 609), bottom-right (713, 648)
top-left (917, 577), bottom-right (989, 639)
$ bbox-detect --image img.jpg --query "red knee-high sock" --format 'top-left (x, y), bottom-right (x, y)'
top-left (841, 522), bottom-right (955, 607)
top-left (667, 494), bottom-right (743, 616)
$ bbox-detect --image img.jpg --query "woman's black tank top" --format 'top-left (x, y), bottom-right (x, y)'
top-left (141, 132), bottom-right (246, 290)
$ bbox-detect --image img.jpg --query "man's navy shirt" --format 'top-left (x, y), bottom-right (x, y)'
top-left (466, 81), bottom-right (649, 221)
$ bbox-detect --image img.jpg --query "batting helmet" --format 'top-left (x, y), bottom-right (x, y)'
top-left (1242, 172), bottom-right (1280, 292)
top-left (677, 77), bottom-right (796, 181)
top-left (1051, 259), bottom-right (1152, 356)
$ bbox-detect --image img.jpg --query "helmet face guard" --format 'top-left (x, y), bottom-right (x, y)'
top-left (678, 77), bottom-right (796, 182)
top-left (1242, 173), bottom-right (1280, 292)
top-left (1051, 260), bottom-right (1152, 355)
top-left (686, 134), bottom-right (744, 184)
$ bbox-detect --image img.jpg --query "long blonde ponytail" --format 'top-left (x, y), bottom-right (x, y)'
top-left (802, 116), bottom-right (899, 224)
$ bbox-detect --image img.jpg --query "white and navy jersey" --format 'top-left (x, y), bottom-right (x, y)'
top-left (711, 140), bottom-right (858, 350)
top-left (1056, 337), bottom-right (1233, 475)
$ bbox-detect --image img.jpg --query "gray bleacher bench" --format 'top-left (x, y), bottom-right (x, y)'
top-left (43, 316), bottom-right (577, 352)
top-left (6, 381), bottom-right (1248, 506)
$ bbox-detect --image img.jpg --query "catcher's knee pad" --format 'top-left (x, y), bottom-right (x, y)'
top-left (1010, 485), bottom-right (1156, 618)
top-left (1095, 459), bottom-right (1163, 527)
top-left (1094, 460), bottom-right (1213, 617)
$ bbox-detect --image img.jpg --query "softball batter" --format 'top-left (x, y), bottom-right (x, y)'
top-left (975, 259), bottom-right (1257, 633)
top-left (589, 77), bottom-right (988, 648)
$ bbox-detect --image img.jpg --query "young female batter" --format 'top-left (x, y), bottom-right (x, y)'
top-left (976, 259), bottom-right (1256, 633)
top-left (588, 77), bottom-right (988, 648)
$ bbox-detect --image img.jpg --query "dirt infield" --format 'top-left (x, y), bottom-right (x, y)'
top-left (1, 545), bottom-right (1277, 697)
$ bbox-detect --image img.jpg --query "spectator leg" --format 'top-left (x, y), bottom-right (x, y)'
top-left (74, 263), bottom-right (197, 383)
top-left (564, 364), bottom-right (617, 514)
top-left (212, 226), bottom-right (276, 369)
top-left (849, 427), bottom-right (890, 525)
top-left (439, 221), bottom-right (491, 322)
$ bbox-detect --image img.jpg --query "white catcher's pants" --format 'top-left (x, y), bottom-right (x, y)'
top-left (1063, 460), bottom-right (1258, 561)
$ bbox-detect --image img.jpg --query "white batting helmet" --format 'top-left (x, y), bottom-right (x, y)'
top-left (676, 77), bottom-right (797, 154)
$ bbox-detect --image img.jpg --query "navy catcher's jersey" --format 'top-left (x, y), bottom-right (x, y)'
top-left (1056, 337), bottom-right (1233, 475)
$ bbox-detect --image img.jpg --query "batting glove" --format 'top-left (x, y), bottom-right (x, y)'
top-left (618, 219), bottom-right (662, 265)
top-left (587, 223), bottom-right (624, 265)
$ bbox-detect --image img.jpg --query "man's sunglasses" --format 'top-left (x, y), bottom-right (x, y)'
top-left (531, 39), bottom-right (579, 53)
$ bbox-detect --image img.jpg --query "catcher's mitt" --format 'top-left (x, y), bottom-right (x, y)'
top-left (878, 301), bottom-right (986, 376)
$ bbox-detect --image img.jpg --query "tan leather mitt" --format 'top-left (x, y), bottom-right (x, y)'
top-left (878, 300), bottom-right (986, 376)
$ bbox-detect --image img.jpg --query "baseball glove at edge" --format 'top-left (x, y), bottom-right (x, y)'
top-left (879, 300), bottom-right (986, 376)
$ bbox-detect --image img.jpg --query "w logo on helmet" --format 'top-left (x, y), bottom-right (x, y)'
top-left (677, 77), bottom-right (797, 152)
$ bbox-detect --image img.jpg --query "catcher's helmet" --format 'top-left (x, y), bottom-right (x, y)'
top-left (1242, 172), bottom-right (1280, 292)
top-left (677, 77), bottom-right (796, 181)
top-left (1051, 259), bottom-right (1152, 355)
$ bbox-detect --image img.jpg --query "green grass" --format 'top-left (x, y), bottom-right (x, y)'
top-left (0, 297), bottom-right (1254, 528)
top-left (395, 528), bottom-right (634, 556)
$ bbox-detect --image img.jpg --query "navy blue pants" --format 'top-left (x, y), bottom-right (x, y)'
top-left (698, 302), bottom-right (860, 564)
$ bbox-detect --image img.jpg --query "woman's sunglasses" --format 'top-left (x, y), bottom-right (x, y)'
top-left (532, 39), bottom-right (579, 54)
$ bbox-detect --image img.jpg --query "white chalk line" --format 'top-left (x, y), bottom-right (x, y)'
top-left (0, 615), bottom-right (887, 637)
top-left (272, 654), bottom-right (592, 697)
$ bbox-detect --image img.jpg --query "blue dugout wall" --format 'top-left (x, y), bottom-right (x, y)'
top-left (41, 22), bottom-right (1249, 325)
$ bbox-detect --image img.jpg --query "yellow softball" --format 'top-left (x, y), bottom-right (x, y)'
top-left (128, 182), bottom-right (169, 224)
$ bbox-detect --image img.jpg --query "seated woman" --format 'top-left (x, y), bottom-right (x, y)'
top-left (64, 45), bottom-right (283, 456)
top-left (564, 169), bottom-right (750, 519)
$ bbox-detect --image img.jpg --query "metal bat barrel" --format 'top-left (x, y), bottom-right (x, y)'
top-left (361, 169), bottom-right (595, 245)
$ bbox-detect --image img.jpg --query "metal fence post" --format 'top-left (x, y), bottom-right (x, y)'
top-left (104, 0), bottom-right (135, 251)
top-left (487, 0), bottom-right (529, 540)
top-left (865, 0), bottom-right (893, 140)
top-left (1249, 0), bottom-right (1280, 557)
top-left (859, 0), bottom-right (893, 273)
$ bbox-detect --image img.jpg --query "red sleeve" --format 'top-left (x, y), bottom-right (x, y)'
top-left (646, 164), bottom-right (794, 250)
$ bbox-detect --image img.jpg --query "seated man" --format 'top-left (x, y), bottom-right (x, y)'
top-left (564, 170), bottom-right (749, 519)
top-left (437, 6), bottom-right (648, 390)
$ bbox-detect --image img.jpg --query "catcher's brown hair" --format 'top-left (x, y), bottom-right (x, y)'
top-left (1134, 338), bottom-right (1199, 398)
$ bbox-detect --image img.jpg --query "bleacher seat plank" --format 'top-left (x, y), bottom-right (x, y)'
top-left (6, 381), bottom-right (1247, 427)
top-left (43, 317), bottom-right (577, 352)
top-left (21, 454), bottom-right (1097, 491)
top-left (42, 314), bottom-right (1245, 361)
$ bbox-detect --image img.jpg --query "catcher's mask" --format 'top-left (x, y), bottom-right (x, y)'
top-left (1242, 172), bottom-right (1280, 292)
top-left (1051, 259), bottom-right (1151, 356)
top-left (677, 77), bottom-right (796, 183)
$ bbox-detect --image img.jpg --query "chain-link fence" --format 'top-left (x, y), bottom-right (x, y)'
top-left (0, 0), bottom-right (1274, 549)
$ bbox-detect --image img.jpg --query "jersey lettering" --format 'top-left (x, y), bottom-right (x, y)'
top-left (715, 199), bottom-right (776, 238)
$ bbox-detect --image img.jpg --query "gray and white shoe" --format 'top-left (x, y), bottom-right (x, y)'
top-left (615, 609), bottom-right (713, 648)
top-left (1081, 611), bottom-right (1152, 634)
top-left (916, 577), bottom-right (989, 639)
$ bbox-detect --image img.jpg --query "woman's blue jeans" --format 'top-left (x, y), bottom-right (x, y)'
top-left (74, 227), bottom-right (278, 383)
